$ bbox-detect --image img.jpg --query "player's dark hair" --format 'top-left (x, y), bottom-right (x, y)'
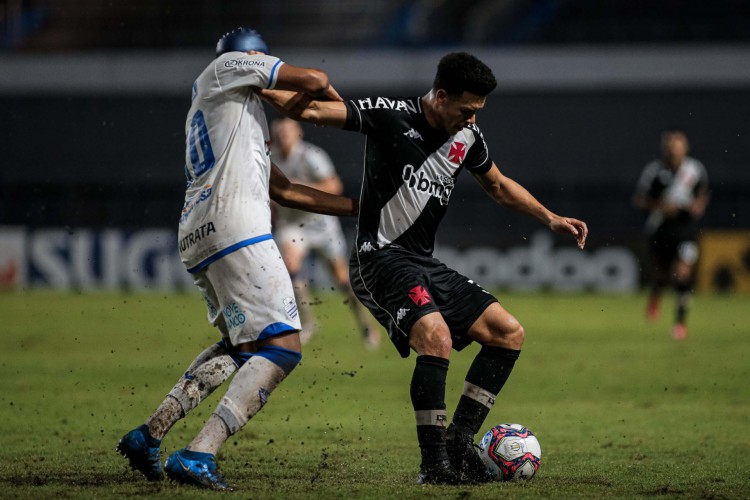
top-left (433, 52), bottom-right (497, 97)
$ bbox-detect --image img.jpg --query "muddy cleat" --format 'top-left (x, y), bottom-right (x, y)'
top-left (116, 424), bottom-right (164, 481)
top-left (165, 449), bottom-right (235, 491)
top-left (416, 459), bottom-right (461, 485)
top-left (446, 426), bottom-right (494, 484)
top-left (672, 322), bottom-right (688, 340)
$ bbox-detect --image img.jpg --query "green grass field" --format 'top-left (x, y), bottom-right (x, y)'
top-left (1, 290), bottom-right (748, 499)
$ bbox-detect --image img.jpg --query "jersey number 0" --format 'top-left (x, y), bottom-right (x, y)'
top-left (187, 110), bottom-right (215, 179)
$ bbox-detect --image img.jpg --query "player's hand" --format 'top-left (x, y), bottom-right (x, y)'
top-left (316, 83), bottom-right (343, 102)
top-left (549, 216), bottom-right (588, 249)
top-left (658, 201), bottom-right (681, 218)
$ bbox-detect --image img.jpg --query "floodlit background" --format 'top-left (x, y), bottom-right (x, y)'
top-left (1, 0), bottom-right (749, 292)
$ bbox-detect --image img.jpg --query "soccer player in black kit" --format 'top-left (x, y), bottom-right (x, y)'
top-left (263, 53), bottom-right (588, 485)
top-left (633, 130), bottom-right (709, 340)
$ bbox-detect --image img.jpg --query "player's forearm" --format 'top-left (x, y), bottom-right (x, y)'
top-left (492, 177), bottom-right (554, 226)
top-left (261, 89), bottom-right (311, 119)
top-left (275, 65), bottom-right (330, 97)
top-left (310, 177), bottom-right (344, 195)
top-left (272, 183), bottom-right (358, 217)
top-left (261, 90), bottom-right (347, 127)
top-left (690, 191), bottom-right (710, 218)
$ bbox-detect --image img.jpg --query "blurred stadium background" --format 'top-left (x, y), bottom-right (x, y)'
top-left (1, 0), bottom-right (749, 294)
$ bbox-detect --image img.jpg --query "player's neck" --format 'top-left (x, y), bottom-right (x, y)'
top-left (421, 91), bottom-right (440, 131)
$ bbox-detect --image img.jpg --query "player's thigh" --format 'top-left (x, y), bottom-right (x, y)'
top-left (649, 239), bottom-right (675, 275)
top-left (203, 240), bottom-right (302, 346)
top-left (427, 264), bottom-right (500, 351)
top-left (315, 221), bottom-right (350, 284)
top-left (192, 268), bottom-right (229, 338)
top-left (350, 249), bottom-right (440, 357)
top-left (466, 302), bottom-right (525, 350)
top-left (276, 227), bottom-right (310, 275)
top-left (325, 256), bottom-right (350, 285)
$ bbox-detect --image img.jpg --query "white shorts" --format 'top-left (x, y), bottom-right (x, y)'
top-left (275, 216), bottom-right (348, 262)
top-left (191, 239), bottom-right (301, 345)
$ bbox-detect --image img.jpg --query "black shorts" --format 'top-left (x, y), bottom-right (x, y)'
top-left (350, 246), bottom-right (498, 358)
top-left (649, 217), bottom-right (699, 268)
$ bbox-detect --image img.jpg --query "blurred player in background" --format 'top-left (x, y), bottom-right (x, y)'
top-left (262, 52), bottom-right (587, 485)
top-left (271, 118), bottom-right (381, 348)
top-left (633, 130), bottom-right (710, 340)
top-left (116, 28), bottom-right (356, 491)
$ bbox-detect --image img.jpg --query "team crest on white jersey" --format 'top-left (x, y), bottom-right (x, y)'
top-left (403, 128), bottom-right (423, 141)
top-left (283, 297), bottom-right (298, 319)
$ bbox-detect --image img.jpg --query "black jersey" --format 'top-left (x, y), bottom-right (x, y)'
top-left (635, 156), bottom-right (708, 234)
top-left (344, 96), bottom-right (494, 257)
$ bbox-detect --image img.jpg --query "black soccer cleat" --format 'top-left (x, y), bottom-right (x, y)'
top-left (416, 459), bottom-right (461, 485)
top-left (446, 426), bottom-right (495, 484)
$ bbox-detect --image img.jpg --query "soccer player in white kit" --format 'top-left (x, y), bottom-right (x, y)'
top-left (116, 28), bottom-right (356, 491)
top-left (271, 118), bottom-right (381, 348)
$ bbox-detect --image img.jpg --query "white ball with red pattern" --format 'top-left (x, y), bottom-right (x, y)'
top-left (477, 423), bottom-right (542, 481)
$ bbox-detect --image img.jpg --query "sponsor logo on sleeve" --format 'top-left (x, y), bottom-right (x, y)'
top-left (224, 59), bottom-right (266, 68)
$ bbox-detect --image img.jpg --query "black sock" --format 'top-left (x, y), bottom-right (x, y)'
top-left (451, 346), bottom-right (520, 436)
top-left (676, 281), bottom-right (691, 323)
top-left (411, 355), bottom-right (449, 464)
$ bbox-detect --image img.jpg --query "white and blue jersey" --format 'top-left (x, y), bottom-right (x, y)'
top-left (179, 51), bottom-right (284, 272)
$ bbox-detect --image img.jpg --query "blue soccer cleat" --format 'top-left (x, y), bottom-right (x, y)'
top-left (116, 424), bottom-right (164, 481)
top-left (165, 448), bottom-right (235, 491)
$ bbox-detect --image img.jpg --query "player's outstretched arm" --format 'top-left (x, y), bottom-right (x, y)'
top-left (269, 163), bottom-right (358, 217)
top-left (274, 64), bottom-right (342, 101)
top-left (474, 163), bottom-right (588, 249)
top-left (260, 89), bottom-right (348, 128)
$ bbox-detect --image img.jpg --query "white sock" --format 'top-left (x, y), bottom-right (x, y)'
top-left (188, 355), bottom-right (287, 455)
top-left (146, 343), bottom-right (237, 439)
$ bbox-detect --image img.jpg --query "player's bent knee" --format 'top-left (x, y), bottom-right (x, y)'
top-left (486, 321), bottom-right (524, 350)
top-left (411, 328), bottom-right (453, 357)
top-left (512, 324), bottom-right (526, 347)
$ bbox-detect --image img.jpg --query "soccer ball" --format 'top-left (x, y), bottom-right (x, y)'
top-left (477, 423), bottom-right (542, 481)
